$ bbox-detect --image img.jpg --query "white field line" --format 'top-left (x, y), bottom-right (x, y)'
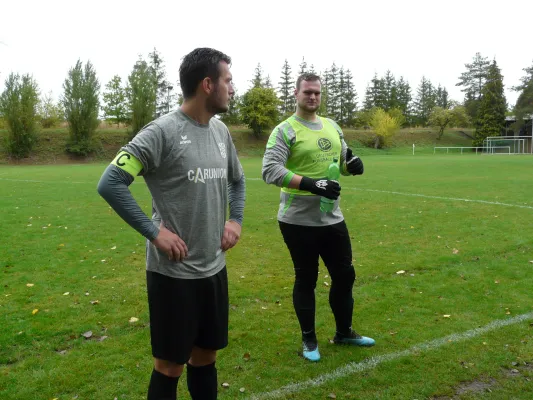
top-left (248, 177), bottom-right (533, 210)
top-left (248, 312), bottom-right (533, 400)
top-left (3, 176), bottom-right (533, 210)
top-left (352, 187), bottom-right (533, 210)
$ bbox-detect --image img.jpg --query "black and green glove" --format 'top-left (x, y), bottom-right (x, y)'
top-left (299, 176), bottom-right (341, 200)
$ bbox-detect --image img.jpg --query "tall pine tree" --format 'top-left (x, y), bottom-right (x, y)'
top-left (251, 63), bottom-right (264, 88)
top-left (364, 73), bottom-right (386, 110)
top-left (413, 76), bottom-right (436, 126)
top-left (395, 76), bottom-right (412, 118)
top-left (456, 52), bottom-right (490, 121)
top-left (278, 59), bottom-right (295, 117)
top-left (326, 63), bottom-right (340, 119)
top-left (319, 68), bottom-right (330, 117)
top-left (474, 59), bottom-right (506, 146)
top-left (513, 81), bottom-right (533, 134)
top-left (298, 57), bottom-right (308, 75)
top-left (383, 70), bottom-right (397, 111)
top-left (339, 68), bottom-right (357, 126)
top-left (148, 48), bottom-right (171, 117)
top-left (512, 60), bottom-right (533, 92)
top-left (435, 85), bottom-right (449, 109)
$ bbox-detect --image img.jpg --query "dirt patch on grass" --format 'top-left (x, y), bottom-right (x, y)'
top-left (431, 361), bottom-right (533, 399)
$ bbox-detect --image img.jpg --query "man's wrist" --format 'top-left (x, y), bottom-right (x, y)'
top-left (147, 226), bottom-right (160, 242)
top-left (299, 176), bottom-right (315, 192)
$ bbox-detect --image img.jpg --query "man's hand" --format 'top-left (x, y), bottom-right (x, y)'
top-left (151, 222), bottom-right (189, 262)
top-left (299, 176), bottom-right (341, 200)
top-left (221, 220), bottom-right (241, 251)
top-left (346, 148), bottom-right (364, 175)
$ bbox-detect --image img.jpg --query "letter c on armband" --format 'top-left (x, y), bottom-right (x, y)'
top-left (111, 151), bottom-right (143, 176)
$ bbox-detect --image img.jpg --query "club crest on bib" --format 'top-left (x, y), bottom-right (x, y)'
top-left (317, 138), bottom-right (332, 152)
top-left (218, 142), bottom-right (227, 159)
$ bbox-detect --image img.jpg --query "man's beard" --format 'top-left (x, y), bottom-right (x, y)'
top-left (206, 87), bottom-right (228, 114)
top-left (299, 102), bottom-right (319, 112)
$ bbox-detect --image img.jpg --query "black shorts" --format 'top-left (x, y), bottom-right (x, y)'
top-left (146, 267), bottom-right (229, 364)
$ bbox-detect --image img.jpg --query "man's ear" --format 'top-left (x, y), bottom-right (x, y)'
top-left (201, 77), bottom-right (215, 95)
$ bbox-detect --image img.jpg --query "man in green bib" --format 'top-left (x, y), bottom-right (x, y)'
top-left (262, 73), bottom-right (374, 362)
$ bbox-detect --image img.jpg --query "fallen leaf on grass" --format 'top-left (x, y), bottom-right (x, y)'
top-left (129, 317), bottom-right (139, 323)
top-left (82, 331), bottom-right (93, 339)
top-left (111, 246), bottom-right (117, 250)
top-left (443, 315), bottom-right (451, 318)
top-left (240, 388), bottom-right (245, 393)
top-left (396, 270), bottom-right (406, 274)
top-left (26, 283), bottom-right (34, 287)
top-left (90, 300), bottom-right (99, 305)
top-left (98, 336), bottom-right (108, 342)
top-left (63, 292), bottom-right (70, 296)
top-left (243, 352), bottom-right (251, 361)
top-left (32, 309), bottom-right (39, 315)
top-left (495, 280), bottom-right (500, 284)
top-left (452, 248), bottom-right (459, 254)
top-left (328, 393), bottom-right (337, 399)
top-left (324, 282), bottom-right (329, 286)
top-left (221, 382), bottom-right (230, 388)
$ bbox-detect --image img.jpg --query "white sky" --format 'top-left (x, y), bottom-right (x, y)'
top-left (1, 0), bottom-right (531, 108)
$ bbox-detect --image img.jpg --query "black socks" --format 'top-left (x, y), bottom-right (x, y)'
top-left (147, 369), bottom-right (179, 400)
top-left (186, 362), bottom-right (217, 400)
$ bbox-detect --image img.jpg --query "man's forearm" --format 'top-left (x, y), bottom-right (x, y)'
top-left (97, 164), bottom-right (159, 240)
top-left (228, 174), bottom-right (246, 225)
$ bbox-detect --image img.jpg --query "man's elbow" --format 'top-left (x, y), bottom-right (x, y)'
top-left (96, 177), bottom-right (110, 200)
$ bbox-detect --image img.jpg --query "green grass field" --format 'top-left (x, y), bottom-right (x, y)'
top-left (1, 154), bottom-right (533, 399)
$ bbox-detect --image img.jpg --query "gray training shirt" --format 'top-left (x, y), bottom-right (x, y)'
top-left (118, 109), bottom-right (245, 279)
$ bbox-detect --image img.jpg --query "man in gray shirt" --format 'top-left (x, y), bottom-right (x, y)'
top-left (97, 48), bottom-right (245, 400)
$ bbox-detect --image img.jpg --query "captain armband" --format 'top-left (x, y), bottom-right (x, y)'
top-left (111, 151), bottom-right (143, 177)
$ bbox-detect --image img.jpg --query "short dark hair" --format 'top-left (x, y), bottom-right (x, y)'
top-left (179, 48), bottom-right (231, 99)
top-left (296, 73), bottom-right (321, 91)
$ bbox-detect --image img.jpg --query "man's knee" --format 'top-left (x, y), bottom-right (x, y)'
top-left (294, 267), bottom-right (319, 290)
top-left (331, 265), bottom-right (356, 288)
top-left (154, 358), bottom-right (184, 377)
top-left (188, 347), bottom-right (217, 367)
